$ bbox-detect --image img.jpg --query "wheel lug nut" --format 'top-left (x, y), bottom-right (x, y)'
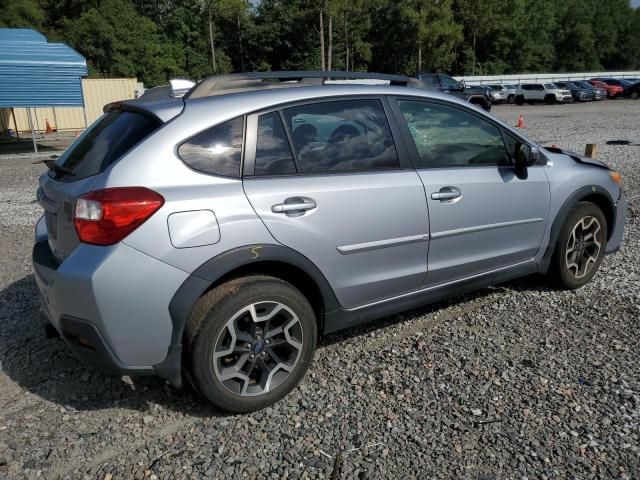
top-left (261, 351), bottom-right (267, 357)
top-left (265, 339), bottom-right (270, 345)
top-left (245, 343), bottom-right (251, 349)
top-left (250, 354), bottom-right (255, 359)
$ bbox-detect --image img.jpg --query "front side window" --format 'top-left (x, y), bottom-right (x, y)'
top-left (280, 99), bottom-right (399, 174)
top-left (255, 112), bottom-right (296, 176)
top-left (397, 100), bottom-right (509, 168)
top-left (178, 117), bottom-right (244, 177)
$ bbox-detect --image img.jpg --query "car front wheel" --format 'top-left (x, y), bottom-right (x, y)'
top-left (186, 275), bottom-right (317, 412)
top-left (548, 202), bottom-right (608, 289)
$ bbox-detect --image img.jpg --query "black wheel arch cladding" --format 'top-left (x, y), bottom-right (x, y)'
top-left (167, 244), bottom-right (340, 347)
top-left (538, 185), bottom-right (616, 274)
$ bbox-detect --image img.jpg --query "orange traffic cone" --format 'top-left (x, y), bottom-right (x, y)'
top-left (45, 119), bottom-right (54, 134)
top-left (516, 114), bottom-right (525, 129)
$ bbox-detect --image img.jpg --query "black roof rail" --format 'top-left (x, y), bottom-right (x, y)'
top-left (184, 71), bottom-right (427, 100)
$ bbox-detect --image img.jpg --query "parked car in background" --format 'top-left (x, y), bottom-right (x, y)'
top-left (31, 71), bottom-right (625, 412)
top-left (486, 84), bottom-right (511, 104)
top-left (591, 78), bottom-right (634, 95)
top-left (588, 79), bottom-right (623, 98)
top-left (515, 83), bottom-right (573, 105)
top-left (503, 85), bottom-right (518, 103)
top-left (573, 80), bottom-right (608, 100)
top-left (625, 81), bottom-right (640, 99)
top-left (554, 81), bottom-right (595, 102)
top-left (418, 73), bottom-right (493, 111)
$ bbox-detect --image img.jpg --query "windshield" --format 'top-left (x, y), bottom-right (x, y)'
top-left (544, 83), bottom-right (557, 89)
top-left (575, 81), bottom-right (591, 89)
top-left (53, 110), bottom-right (160, 182)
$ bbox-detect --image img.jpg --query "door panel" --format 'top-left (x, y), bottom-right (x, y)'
top-left (417, 166), bottom-right (550, 286)
top-left (391, 97), bottom-right (551, 287)
top-left (243, 172), bottom-right (430, 308)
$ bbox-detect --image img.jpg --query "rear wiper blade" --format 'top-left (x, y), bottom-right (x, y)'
top-left (42, 159), bottom-right (75, 176)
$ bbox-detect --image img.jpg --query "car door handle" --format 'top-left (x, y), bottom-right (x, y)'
top-left (431, 187), bottom-right (462, 201)
top-left (271, 197), bottom-right (317, 213)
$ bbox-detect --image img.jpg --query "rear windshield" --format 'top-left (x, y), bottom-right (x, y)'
top-left (52, 110), bottom-right (160, 181)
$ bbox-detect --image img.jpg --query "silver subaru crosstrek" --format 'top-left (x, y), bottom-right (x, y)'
top-left (33, 71), bottom-right (625, 412)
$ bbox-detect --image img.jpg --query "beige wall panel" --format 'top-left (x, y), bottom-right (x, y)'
top-left (2, 78), bottom-right (137, 133)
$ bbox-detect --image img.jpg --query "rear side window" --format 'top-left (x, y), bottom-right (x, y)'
top-left (419, 74), bottom-right (437, 86)
top-left (255, 113), bottom-right (296, 175)
top-left (280, 99), bottom-right (399, 174)
top-left (178, 117), bottom-right (244, 177)
top-left (53, 110), bottom-right (159, 181)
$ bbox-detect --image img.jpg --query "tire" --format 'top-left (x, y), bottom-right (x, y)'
top-left (548, 202), bottom-right (608, 289)
top-left (545, 94), bottom-right (556, 105)
top-left (631, 91), bottom-right (639, 100)
top-left (186, 275), bottom-right (317, 412)
top-left (507, 94), bottom-right (515, 104)
top-left (515, 95), bottom-right (524, 106)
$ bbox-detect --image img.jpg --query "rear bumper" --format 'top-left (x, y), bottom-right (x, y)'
top-left (605, 189), bottom-right (626, 254)
top-left (32, 215), bottom-right (189, 384)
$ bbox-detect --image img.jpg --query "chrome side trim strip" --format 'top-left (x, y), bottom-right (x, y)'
top-left (431, 218), bottom-right (544, 239)
top-left (347, 259), bottom-right (534, 311)
top-left (337, 233), bottom-right (429, 255)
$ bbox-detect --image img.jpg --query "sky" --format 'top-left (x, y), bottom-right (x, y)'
top-left (632, 0), bottom-right (640, 6)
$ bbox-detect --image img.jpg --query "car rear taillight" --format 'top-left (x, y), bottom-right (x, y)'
top-left (74, 187), bottom-right (164, 246)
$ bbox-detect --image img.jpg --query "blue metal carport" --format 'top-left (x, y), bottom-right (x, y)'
top-left (0, 28), bottom-right (88, 152)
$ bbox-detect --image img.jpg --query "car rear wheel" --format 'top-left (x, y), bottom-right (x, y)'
top-left (507, 94), bottom-right (515, 104)
top-left (545, 94), bottom-right (556, 105)
top-left (186, 275), bottom-right (317, 412)
top-left (548, 202), bottom-right (607, 289)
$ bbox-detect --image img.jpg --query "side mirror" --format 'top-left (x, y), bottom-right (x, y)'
top-left (514, 143), bottom-right (539, 179)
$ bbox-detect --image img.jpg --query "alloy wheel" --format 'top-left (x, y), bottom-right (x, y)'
top-left (213, 301), bottom-right (304, 396)
top-left (565, 216), bottom-right (603, 279)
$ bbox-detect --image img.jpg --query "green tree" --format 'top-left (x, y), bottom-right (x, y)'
top-left (0, 0), bottom-right (44, 28)
top-left (62, 0), bottom-right (181, 85)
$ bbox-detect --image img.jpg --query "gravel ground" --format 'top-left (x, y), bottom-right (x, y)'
top-left (0, 100), bottom-right (639, 479)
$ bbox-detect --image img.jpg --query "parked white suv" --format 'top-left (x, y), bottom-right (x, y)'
top-left (515, 83), bottom-right (573, 105)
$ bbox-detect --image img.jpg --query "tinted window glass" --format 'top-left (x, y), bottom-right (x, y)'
top-left (419, 74), bottom-right (437, 86)
top-left (544, 84), bottom-right (556, 89)
top-left (178, 117), bottom-right (244, 177)
top-left (255, 112), bottom-right (296, 175)
top-left (281, 100), bottom-right (399, 174)
top-left (439, 75), bottom-right (459, 88)
top-left (54, 110), bottom-right (159, 181)
top-left (398, 100), bottom-right (509, 167)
